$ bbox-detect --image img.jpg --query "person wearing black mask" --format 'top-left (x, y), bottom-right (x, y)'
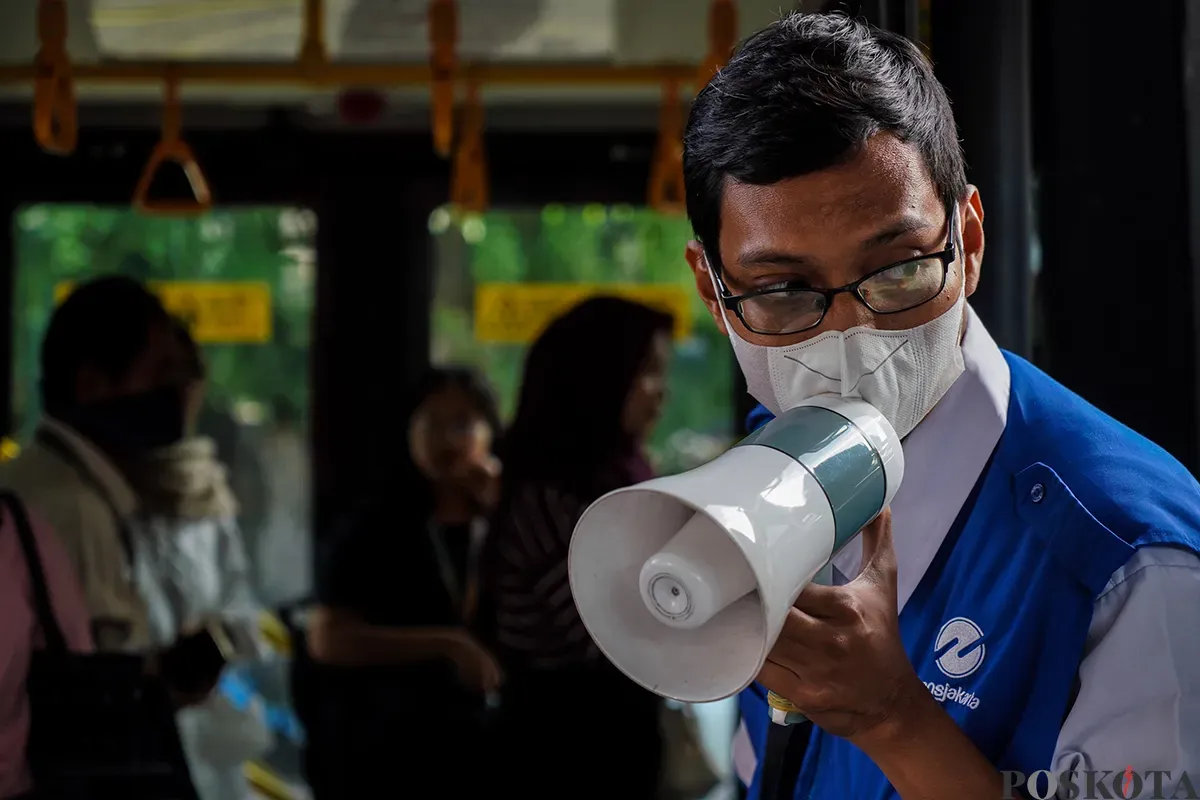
top-left (1, 275), bottom-right (189, 655)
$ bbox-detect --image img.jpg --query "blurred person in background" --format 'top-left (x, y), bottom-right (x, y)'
top-left (481, 296), bottom-right (672, 799)
top-left (0, 276), bottom-right (237, 797)
top-left (305, 367), bottom-right (504, 796)
top-left (121, 320), bottom-right (271, 800)
top-left (1, 276), bottom-right (186, 655)
top-left (254, 395), bottom-right (311, 607)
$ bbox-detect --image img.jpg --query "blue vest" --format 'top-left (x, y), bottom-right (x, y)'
top-left (739, 353), bottom-right (1200, 800)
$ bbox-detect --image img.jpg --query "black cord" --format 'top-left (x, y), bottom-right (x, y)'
top-left (759, 720), bottom-right (814, 800)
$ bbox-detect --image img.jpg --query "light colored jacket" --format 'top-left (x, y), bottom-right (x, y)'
top-left (0, 417), bottom-right (150, 652)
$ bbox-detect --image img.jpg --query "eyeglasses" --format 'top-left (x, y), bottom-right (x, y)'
top-left (712, 206), bottom-right (957, 336)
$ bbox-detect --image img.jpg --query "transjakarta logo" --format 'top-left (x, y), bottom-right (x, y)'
top-left (1002, 767), bottom-right (1200, 799)
top-left (934, 616), bottom-right (986, 678)
top-left (924, 616), bottom-right (985, 711)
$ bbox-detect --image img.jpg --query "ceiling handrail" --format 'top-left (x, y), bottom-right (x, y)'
top-left (1, 60), bottom-right (701, 89)
top-left (32, 0), bottom-right (78, 155)
top-left (132, 77), bottom-right (214, 217)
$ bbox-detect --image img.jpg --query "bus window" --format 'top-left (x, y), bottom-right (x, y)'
top-left (430, 202), bottom-right (740, 783)
top-left (11, 203), bottom-right (317, 609)
top-left (429, 203), bottom-right (736, 477)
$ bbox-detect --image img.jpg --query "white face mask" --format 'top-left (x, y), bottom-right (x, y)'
top-left (707, 252), bottom-right (967, 440)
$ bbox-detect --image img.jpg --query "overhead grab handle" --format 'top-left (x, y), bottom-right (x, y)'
top-left (299, 0), bottom-right (329, 72)
top-left (648, 80), bottom-right (686, 215)
top-left (33, 0), bottom-right (78, 155)
top-left (133, 78), bottom-right (213, 217)
top-left (696, 0), bottom-right (737, 92)
top-left (450, 81), bottom-right (489, 213)
top-left (429, 0), bottom-right (458, 158)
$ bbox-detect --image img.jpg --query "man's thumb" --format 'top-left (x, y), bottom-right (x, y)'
top-left (856, 508), bottom-right (897, 593)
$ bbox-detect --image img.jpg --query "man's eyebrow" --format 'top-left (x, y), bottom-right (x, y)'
top-left (735, 214), bottom-right (940, 271)
top-left (859, 214), bottom-right (941, 250)
top-left (735, 248), bottom-right (816, 270)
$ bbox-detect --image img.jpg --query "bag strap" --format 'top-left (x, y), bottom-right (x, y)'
top-left (0, 491), bottom-right (68, 653)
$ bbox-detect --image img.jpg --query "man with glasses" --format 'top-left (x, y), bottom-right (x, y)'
top-left (683, 12), bottom-right (1200, 800)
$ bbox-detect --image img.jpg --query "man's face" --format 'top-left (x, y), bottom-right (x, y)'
top-left (76, 319), bottom-right (185, 407)
top-left (687, 133), bottom-right (985, 345)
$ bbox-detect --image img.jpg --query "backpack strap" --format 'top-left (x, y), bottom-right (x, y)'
top-left (1, 490), bottom-right (68, 653)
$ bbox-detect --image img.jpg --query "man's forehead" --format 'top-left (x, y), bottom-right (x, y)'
top-left (729, 142), bottom-right (927, 231)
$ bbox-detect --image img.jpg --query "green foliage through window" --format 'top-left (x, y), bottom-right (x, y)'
top-left (11, 204), bottom-right (316, 441)
top-left (429, 204), bottom-right (736, 476)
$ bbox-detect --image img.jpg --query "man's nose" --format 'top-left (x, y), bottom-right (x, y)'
top-left (821, 291), bottom-right (874, 332)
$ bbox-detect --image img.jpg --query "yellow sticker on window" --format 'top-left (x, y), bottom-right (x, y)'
top-left (54, 281), bottom-right (272, 344)
top-left (473, 282), bottom-right (692, 344)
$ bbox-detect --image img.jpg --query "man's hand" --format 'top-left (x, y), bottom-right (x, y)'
top-left (758, 510), bottom-right (1009, 799)
top-left (757, 508), bottom-right (923, 742)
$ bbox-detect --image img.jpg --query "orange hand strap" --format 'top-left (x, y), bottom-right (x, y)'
top-left (648, 80), bottom-right (686, 215)
top-left (696, 0), bottom-right (737, 92)
top-left (429, 0), bottom-right (459, 158)
top-left (133, 78), bottom-right (213, 216)
top-left (32, 0), bottom-right (78, 155)
top-left (299, 0), bottom-right (329, 71)
top-left (450, 81), bottom-right (489, 213)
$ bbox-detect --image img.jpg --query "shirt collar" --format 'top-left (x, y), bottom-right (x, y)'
top-left (38, 416), bottom-right (140, 518)
top-left (831, 304), bottom-right (1011, 610)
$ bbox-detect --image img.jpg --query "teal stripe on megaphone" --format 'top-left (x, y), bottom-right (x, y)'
top-left (737, 405), bottom-right (886, 550)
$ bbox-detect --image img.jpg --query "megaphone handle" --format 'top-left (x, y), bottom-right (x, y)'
top-left (766, 561), bottom-right (836, 725)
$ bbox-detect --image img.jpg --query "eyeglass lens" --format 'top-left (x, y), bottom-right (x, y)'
top-left (739, 256), bottom-right (946, 335)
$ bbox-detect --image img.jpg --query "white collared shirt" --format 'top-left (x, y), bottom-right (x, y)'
top-left (733, 307), bottom-right (1200, 794)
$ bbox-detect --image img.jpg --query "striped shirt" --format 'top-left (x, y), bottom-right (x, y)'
top-left (488, 481), bottom-right (599, 669)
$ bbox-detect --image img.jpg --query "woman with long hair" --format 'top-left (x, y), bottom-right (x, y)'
top-left (306, 366), bottom-right (504, 795)
top-left (482, 296), bottom-right (673, 798)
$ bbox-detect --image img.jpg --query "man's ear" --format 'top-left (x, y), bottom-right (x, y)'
top-left (961, 186), bottom-right (985, 298)
top-left (686, 240), bottom-right (728, 336)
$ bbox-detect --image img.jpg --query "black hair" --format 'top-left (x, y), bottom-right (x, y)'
top-left (40, 275), bottom-right (171, 416)
top-left (684, 11), bottom-right (967, 270)
top-left (172, 318), bottom-right (206, 383)
top-left (503, 296), bottom-right (673, 486)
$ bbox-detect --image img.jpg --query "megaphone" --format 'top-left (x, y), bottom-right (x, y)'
top-left (568, 395), bottom-right (904, 704)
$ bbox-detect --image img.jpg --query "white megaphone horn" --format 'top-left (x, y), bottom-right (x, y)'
top-left (568, 395), bottom-right (904, 705)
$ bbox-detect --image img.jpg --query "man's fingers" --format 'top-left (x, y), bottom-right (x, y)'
top-left (757, 660), bottom-right (800, 701)
top-left (769, 607), bottom-right (834, 670)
